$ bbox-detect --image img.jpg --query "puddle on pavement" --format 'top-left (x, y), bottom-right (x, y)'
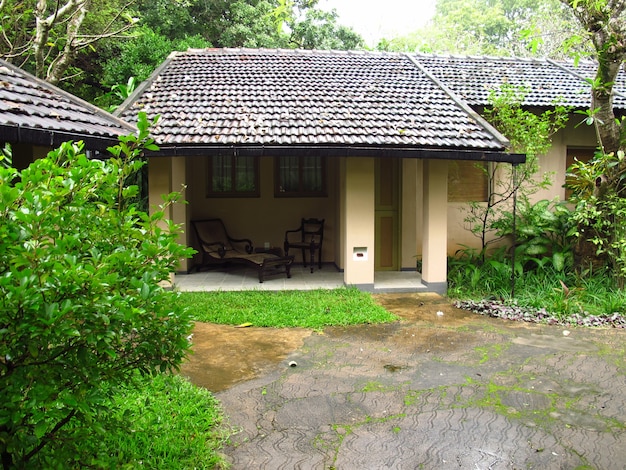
top-left (374, 293), bottom-right (475, 324)
top-left (179, 294), bottom-right (484, 391)
top-left (179, 322), bottom-right (311, 392)
top-left (179, 293), bottom-right (603, 392)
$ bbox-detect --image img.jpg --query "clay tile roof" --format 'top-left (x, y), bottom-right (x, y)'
top-left (0, 59), bottom-right (134, 150)
top-left (414, 54), bottom-right (626, 110)
top-left (117, 48), bottom-right (511, 156)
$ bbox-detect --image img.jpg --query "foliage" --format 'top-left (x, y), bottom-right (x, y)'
top-left (215, 0), bottom-right (288, 48)
top-left (98, 26), bottom-right (211, 99)
top-left (377, 0), bottom-right (580, 57)
top-left (451, 196), bottom-right (578, 303)
top-left (449, 246), bottom-right (515, 296)
top-left (73, 373), bottom-right (230, 469)
top-left (560, 0), bottom-right (626, 154)
top-left (462, 85), bottom-right (569, 253)
top-left (0, 143), bottom-right (11, 169)
top-left (177, 288), bottom-right (398, 329)
top-left (568, 151), bottom-right (626, 286)
top-left (449, 257), bottom-right (626, 324)
top-left (554, 1), bottom-right (626, 285)
top-left (493, 198), bottom-right (576, 272)
top-left (0, 0), bottom-right (136, 84)
top-left (0, 113), bottom-right (194, 468)
top-left (288, 7), bottom-right (364, 50)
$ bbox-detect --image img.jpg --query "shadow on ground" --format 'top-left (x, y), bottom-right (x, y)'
top-left (180, 293), bottom-right (626, 469)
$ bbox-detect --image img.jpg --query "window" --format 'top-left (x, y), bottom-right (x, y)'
top-left (448, 161), bottom-right (488, 202)
top-left (275, 155), bottom-right (327, 197)
top-left (207, 155), bottom-right (259, 197)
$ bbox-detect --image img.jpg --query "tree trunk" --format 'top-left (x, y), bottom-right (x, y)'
top-left (563, 0), bottom-right (626, 153)
top-left (33, 0), bottom-right (89, 84)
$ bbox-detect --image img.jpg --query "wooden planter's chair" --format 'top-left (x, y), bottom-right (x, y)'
top-left (284, 218), bottom-right (325, 273)
top-left (191, 219), bottom-right (293, 283)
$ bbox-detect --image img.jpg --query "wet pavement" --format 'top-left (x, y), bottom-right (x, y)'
top-left (180, 293), bottom-right (626, 469)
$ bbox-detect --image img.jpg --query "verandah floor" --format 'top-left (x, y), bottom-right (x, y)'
top-left (174, 264), bottom-right (427, 293)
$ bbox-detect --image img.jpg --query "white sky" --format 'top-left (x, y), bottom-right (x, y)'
top-left (317, 0), bottom-right (437, 46)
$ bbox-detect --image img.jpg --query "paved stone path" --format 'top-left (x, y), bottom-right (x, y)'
top-left (208, 294), bottom-right (626, 469)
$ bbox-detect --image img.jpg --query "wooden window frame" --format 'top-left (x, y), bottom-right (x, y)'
top-left (274, 155), bottom-right (327, 198)
top-left (206, 154), bottom-right (260, 198)
top-left (448, 160), bottom-right (489, 202)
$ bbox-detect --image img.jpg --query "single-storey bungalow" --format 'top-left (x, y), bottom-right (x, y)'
top-left (0, 58), bottom-right (134, 168)
top-left (4, 50), bottom-right (621, 294)
top-left (118, 49), bottom-right (626, 292)
top-left (116, 48), bottom-right (528, 293)
top-left (117, 48), bottom-right (626, 293)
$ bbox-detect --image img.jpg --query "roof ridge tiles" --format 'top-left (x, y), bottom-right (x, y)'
top-left (413, 52), bottom-right (553, 64)
top-left (184, 47), bottom-right (402, 58)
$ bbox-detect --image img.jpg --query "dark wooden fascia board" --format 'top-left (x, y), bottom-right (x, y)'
top-left (0, 124), bottom-right (121, 152)
top-left (144, 144), bottom-right (525, 164)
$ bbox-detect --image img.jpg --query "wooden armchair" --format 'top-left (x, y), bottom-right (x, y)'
top-left (284, 218), bottom-right (325, 273)
top-left (192, 218), bottom-right (293, 283)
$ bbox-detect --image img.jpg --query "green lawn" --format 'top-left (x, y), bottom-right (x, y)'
top-left (176, 287), bottom-right (398, 329)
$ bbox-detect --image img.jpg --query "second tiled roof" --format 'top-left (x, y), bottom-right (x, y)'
top-left (414, 54), bottom-right (626, 109)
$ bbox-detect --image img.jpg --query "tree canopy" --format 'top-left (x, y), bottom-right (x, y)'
top-left (377, 0), bottom-right (582, 58)
top-left (0, 0), bottom-right (364, 104)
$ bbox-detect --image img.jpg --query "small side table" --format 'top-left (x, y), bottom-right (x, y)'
top-left (254, 246), bottom-right (283, 257)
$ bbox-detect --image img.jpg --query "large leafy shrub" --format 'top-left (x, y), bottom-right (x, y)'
top-left (0, 114), bottom-right (194, 468)
top-left (494, 198), bottom-right (576, 272)
top-left (568, 149), bottom-right (626, 286)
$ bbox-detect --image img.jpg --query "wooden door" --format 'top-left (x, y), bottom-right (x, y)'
top-left (375, 158), bottom-right (399, 271)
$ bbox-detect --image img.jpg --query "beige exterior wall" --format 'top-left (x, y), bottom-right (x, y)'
top-left (531, 118), bottom-right (597, 203)
top-left (400, 158), bottom-right (422, 269)
top-left (337, 159), bottom-right (347, 270)
top-left (148, 156), bottom-right (191, 273)
top-left (444, 116), bottom-right (599, 256)
top-left (342, 157), bottom-right (375, 287)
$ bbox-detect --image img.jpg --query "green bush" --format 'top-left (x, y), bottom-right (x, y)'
top-left (0, 114), bottom-right (194, 468)
top-left (494, 198), bottom-right (576, 272)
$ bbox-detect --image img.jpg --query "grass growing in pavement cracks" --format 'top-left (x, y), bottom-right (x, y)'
top-left (177, 287), bottom-right (398, 329)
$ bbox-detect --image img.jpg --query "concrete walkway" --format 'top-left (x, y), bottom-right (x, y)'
top-left (175, 264), bottom-right (427, 293)
top-left (201, 294), bottom-right (626, 470)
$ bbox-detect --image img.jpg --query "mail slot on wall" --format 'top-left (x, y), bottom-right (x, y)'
top-left (353, 247), bottom-right (368, 261)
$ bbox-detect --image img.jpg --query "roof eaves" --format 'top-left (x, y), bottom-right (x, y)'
top-left (405, 53), bottom-right (511, 151)
top-left (144, 144), bottom-right (525, 164)
top-left (0, 59), bottom-right (135, 134)
top-left (0, 123), bottom-right (125, 151)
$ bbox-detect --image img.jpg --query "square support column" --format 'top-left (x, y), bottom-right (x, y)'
top-left (148, 156), bottom-right (190, 274)
top-left (422, 159), bottom-right (448, 293)
top-left (342, 157), bottom-right (375, 290)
